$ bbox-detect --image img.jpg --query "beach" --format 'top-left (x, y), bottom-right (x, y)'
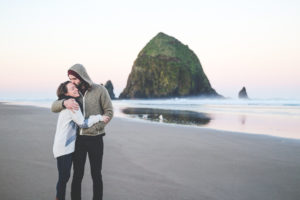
top-left (1, 103), bottom-right (300, 200)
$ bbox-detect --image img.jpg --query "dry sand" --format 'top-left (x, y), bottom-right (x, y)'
top-left (1, 102), bottom-right (300, 200)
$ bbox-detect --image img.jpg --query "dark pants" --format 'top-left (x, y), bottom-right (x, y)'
top-left (56, 153), bottom-right (73, 200)
top-left (71, 135), bottom-right (104, 200)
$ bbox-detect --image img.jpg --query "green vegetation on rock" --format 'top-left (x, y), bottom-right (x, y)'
top-left (120, 32), bottom-right (221, 99)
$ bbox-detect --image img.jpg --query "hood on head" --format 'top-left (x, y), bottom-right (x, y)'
top-left (68, 64), bottom-right (93, 86)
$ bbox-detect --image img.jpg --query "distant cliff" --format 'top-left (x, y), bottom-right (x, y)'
top-left (119, 32), bottom-right (221, 99)
top-left (238, 87), bottom-right (249, 99)
top-left (104, 80), bottom-right (116, 99)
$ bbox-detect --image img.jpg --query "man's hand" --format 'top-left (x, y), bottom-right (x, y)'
top-left (102, 116), bottom-right (110, 124)
top-left (64, 98), bottom-right (79, 111)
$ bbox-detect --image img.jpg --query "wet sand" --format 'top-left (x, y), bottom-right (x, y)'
top-left (1, 103), bottom-right (300, 200)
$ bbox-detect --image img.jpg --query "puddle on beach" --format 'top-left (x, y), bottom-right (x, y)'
top-left (121, 107), bottom-right (211, 126)
top-left (120, 107), bottom-right (300, 139)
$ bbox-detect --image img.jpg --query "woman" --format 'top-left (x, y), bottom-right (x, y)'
top-left (53, 81), bottom-right (102, 200)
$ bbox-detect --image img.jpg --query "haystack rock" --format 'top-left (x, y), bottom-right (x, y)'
top-left (119, 32), bottom-right (221, 99)
top-left (238, 87), bottom-right (249, 99)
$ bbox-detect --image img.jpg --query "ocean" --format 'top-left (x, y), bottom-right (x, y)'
top-left (1, 97), bottom-right (300, 139)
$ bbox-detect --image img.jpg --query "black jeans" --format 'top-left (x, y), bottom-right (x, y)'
top-left (71, 135), bottom-right (104, 200)
top-left (56, 153), bottom-right (73, 200)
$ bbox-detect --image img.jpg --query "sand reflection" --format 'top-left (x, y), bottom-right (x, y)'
top-left (121, 107), bottom-right (211, 126)
top-left (240, 115), bottom-right (246, 125)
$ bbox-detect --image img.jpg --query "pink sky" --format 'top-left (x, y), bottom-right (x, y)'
top-left (0, 0), bottom-right (299, 99)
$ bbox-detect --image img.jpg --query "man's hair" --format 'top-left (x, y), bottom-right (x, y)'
top-left (57, 81), bottom-right (71, 100)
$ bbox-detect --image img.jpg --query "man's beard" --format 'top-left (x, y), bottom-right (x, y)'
top-left (76, 81), bottom-right (88, 93)
top-left (77, 82), bottom-right (84, 89)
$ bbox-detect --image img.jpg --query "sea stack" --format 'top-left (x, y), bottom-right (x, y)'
top-left (104, 80), bottom-right (116, 99)
top-left (119, 32), bottom-right (221, 99)
top-left (238, 87), bottom-right (249, 99)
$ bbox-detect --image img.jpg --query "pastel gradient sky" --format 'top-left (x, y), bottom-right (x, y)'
top-left (0, 0), bottom-right (299, 99)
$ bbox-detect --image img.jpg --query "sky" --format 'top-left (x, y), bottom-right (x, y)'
top-left (0, 0), bottom-right (299, 99)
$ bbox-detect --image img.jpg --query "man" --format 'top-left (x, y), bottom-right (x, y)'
top-left (51, 64), bottom-right (113, 200)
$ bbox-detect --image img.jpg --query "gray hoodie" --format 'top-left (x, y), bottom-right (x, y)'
top-left (51, 64), bottom-right (113, 136)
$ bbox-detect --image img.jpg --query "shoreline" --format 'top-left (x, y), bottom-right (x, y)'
top-left (1, 103), bottom-right (300, 200)
top-left (118, 116), bottom-right (300, 141)
top-left (1, 101), bottom-right (300, 140)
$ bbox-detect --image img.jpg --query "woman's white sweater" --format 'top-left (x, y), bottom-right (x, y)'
top-left (53, 109), bottom-right (102, 158)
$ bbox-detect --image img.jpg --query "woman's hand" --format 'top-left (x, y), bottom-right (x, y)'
top-left (102, 116), bottom-right (110, 124)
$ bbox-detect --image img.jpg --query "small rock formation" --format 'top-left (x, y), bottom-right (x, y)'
top-left (104, 80), bottom-right (116, 99)
top-left (119, 32), bottom-right (221, 99)
top-left (238, 87), bottom-right (249, 99)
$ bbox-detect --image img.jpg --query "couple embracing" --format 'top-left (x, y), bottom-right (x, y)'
top-left (52, 64), bottom-right (113, 200)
